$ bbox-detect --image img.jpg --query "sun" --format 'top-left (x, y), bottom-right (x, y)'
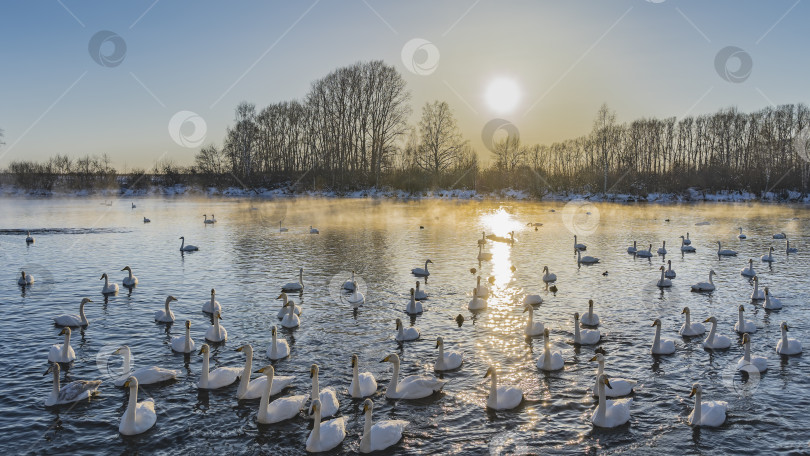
top-left (485, 77), bottom-right (521, 114)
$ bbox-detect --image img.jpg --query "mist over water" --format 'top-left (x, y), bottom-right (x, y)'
top-left (2, 197), bottom-right (808, 454)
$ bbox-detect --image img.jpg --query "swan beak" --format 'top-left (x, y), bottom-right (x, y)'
top-left (362, 403), bottom-right (368, 413)
top-left (483, 368), bottom-right (491, 378)
top-left (351, 357), bottom-right (356, 368)
top-left (435, 340), bottom-right (440, 348)
top-left (59, 328), bottom-right (67, 335)
top-left (236, 346), bottom-right (244, 352)
top-left (689, 387), bottom-right (696, 398)
top-left (309, 367), bottom-right (314, 378)
top-left (785, 324), bottom-right (789, 332)
top-left (380, 355), bottom-right (390, 363)
top-left (589, 356), bottom-right (598, 362)
top-left (217, 313), bottom-right (223, 320)
top-left (123, 379), bottom-right (131, 388)
top-left (650, 322), bottom-right (656, 327)
top-left (703, 318), bottom-right (712, 323)
top-left (681, 309), bottom-right (686, 314)
top-left (43, 366), bottom-right (52, 376)
top-left (276, 294), bottom-right (282, 299)
top-left (604, 377), bottom-right (612, 389)
top-left (198, 347), bottom-right (205, 355)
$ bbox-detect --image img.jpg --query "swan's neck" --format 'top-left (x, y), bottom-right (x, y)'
top-left (709, 273), bottom-right (714, 285)
top-left (164, 300), bottom-right (171, 315)
top-left (706, 321), bottom-right (717, 343)
top-left (122, 349), bottom-right (131, 373)
top-left (594, 361), bottom-right (604, 393)
top-left (288, 303), bottom-right (295, 318)
top-left (271, 332), bottom-right (278, 357)
top-left (259, 373), bottom-right (273, 421)
top-left (488, 372), bottom-right (498, 408)
top-left (738, 310), bottom-right (744, 328)
top-left (311, 371), bottom-right (320, 400)
top-left (596, 381), bottom-right (607, 421)
top-left (211, 294), bottom-right (216, 306)
top-left (238, 349), bottom-right (252, 396)
top-left (79, 302), bottom-right (87, 324)
top-left (423, 261), bottom-right (429, 273)
top-left (389, 360), bottom-right (400, 394)
top-left (437, 343), bottom-right (445, 368)
top-left (62, 332), bottom-right (71, 358)
top-left (51, 369), bottom-right (60, 398)
top-left (660, 269), bottom-right (665, 281)
top-left (128, 270), bottom-right (133, 279)
top-left (744, 339), bottom-right (751, 362)
top-left (201, 352), bottom-right (210, 387)
top-left (526, 309), bottom-right (533, 328)
top-left (653, 324), bottom-right (662, 350)
top-left (126, 383), bottom-right (138, 424)
top-left (298, 270), bottom-right (303, 285)
top-left (753, 280), bottom-right (759, 294)
top-left (181, 238), bottom-right (185, 249)
top-left (311, 407), bottom-right (322, 445)
top-left (184, 326), bottom-right (191, 352)
top-left (667, 262), bottom-right (672, 271)
top-left (574, 320), bottom-right (581, 343)
top-left (543, 336), bottom-right (551, 368)
top-left (104, 276), bottom-right (110, 287)
top-left (360, 408), bottom-right (373, 452)
top-left (408, 295), bottom-right (415, 313)
top-left (588, 305), bottom-right (593, 320)
top-left (213, 314), bottom-right (221, 333)
top-left (397, 325), bottom-right (404, 339)
top-left (781, 327), bottom-right (789, 349)
top-left (692, 391), bottom-right (702, 425)
top-left (352, 364), bottom-right (361, 397)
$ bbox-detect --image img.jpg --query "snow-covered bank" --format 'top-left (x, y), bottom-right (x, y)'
top-left (1, 184), bottom-right (809, 204)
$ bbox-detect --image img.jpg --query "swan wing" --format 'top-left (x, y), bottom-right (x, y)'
top-left (307, 417), bottom-right (346, 452)
top-left (370, 420), bottom-right (408, 451)
top-left (54, 314), bottom-right (83, 326)
top-left (132, 366), bottom-right (179, 385)
top-left (699, 401), bottom-right (727, 427)
top-left (207, 367), bottom-right (241, 389)
top-left (496, 386), bottom-right (524, 409)
top-left (58, 380), bottom-right (101, 404)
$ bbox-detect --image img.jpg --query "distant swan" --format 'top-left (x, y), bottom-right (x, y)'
top-left (687, 383), bottom-right (726, 427)
top-left (763, 287), bottom-right (782, 310)
top-left (636, 244), bottom-right (653, 258)
top-left (657, 266), bottom-right (672, 288)
top-left (573, 313), bottom-right (600, 345)
top-left (342, 271), bottom-right (356, 290)
top-left (381, 353), bottom-right (446, 399)
top-left (702, 316), bottom-right (731, 350)
top-left (580, 299), bottom-right (600, 326)
top-left (279, 221), bottom-right (288, 232)
top-left (734, 305), bottom-right (757, 334)
top-left (542, 266), bottom-right (557, 283)
top-left (740, 259), bottom-right (756, 277)
top-left (143, 217), bottom-right (150, 223)
top-left (203, 288), bottom-right (222, 314)
top-left (121, 266), bottom-right (138, 287)
top-left (523, 293), bottom-right (543, 305)
top-left (761, 246), bottom-right (775, 262)
top-left (281, 301), bottom-right (301, 328)
top-left (48, 327), bottom-right (76, 363)
top-left (411, 259), bottom-right (432, 276)
top-left (590, 354), bottom-right (635, 397)
top-left (350, 354), bottom-right (378, 398)
top-left (113, 345), bottom-right (178, 386)
top-left (203, 214), bottom-right (215, 224)
top-left (773, 232), bottom-right (786, 239)
top-left (406, 288), bottom-right (424, 314)
top-left (474, 276), bottom-right (489, 298)
top-left (574, 235), bottom-right (587, 250)
top-left (309, 225), bottom-right (319, 234)
top-left (53, 298), bottom-right (93, 327)
top-left (690, 270), bottom-right (716, 292)
top-left (680, 236), bottom-right (696, 252)
top-left (119, 376), bottom-right (157, 435)
top-left (664, 260), bottom-right (676, 278)
top-left (306, 399), bottom-right (346, 453)
top-left (236, 344), bottom-right (293, 400)
top-left (716, 241), bottom-right (737, 256)
top-left (281, 268), bottom-right (304, 292)
top-left (18, 271), bottom-right (34, 285)
top-left (468, 287), bottom-right (487, 311)
top-left (657, 241), bottom-right (667, 255)
top-left (267, 325), bottom-right (290, 360)
top-left (682, 232), bottom-right (692, 245)
top-left (736, 333), bottom-right (767, 373)
top-left (44, 363), bottom-right (100, 406)
top-left (786, 239), bottom-right (798, 253)
top-left (154, 295), bottom-right (177, 323)
top-left (737, 227), bottom-right (746, 239)
top-left (591, 374), bottom-right (632, 428)
top-left (627, 241), bottom-right (637, 254)
top-left (256, 365), bottom-right (307, 424)
top-left (750, 276), bottom-right (764, 300)
top-left (414, 281), bottom-right (427, 300)
top-left (577, 250), bottom-right (600, 265)
top-left (25, 231), bottom-right (34, 243)
top-left (307, 363), bottom-right (340, 419)
top-left (651, 319), bottom-right (676, 355)
top-left (679, 307), bottom-right (705, 336)
top-left (537, 328), bottom-right (564, 371)
top-left (484, 366), bottom-right (523, 410)
top-left (477, 244), bottom-right (492, 261)
top-left (276, 292), bottom-right (302, 318)
top-left (197, 344), bottom-right (240, 389)
top-left (205, 311), bottom-right (228, 342)
top-left (171, 320), bottom-right (196, 353)
top-left (434, 337), bottom-right (463, 371)
top-left (100, 273), bottom-right (119, 294)
top-left (776, 321), bottom-right (802, 355)
top-left (359, 399), bottom-right (407, 453)
top-left (179, 236), bottom-right (198, 251)
top-left (478, 232), bottom-right (487, 245)
top-left (523, 304), bottom-right (544, 336)
top-left (347, 281), bottom-right (365, 307)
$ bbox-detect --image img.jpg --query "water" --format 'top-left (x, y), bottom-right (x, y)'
top-left (1, 197), bottom-right (808, 455)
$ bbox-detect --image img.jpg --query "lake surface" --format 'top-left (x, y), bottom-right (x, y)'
top-left (1, 197), bottom-right (808, 455)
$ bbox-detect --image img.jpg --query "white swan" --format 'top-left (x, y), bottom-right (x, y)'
top-left (359, 399), bottom-right (407, 453)
top-left (306, 399), bottom-right (345, 452)
top-left (26, 231), bottom-right (34, 243)
top-left (309, 363), bottom-right (340, 418)
top-left (716, 241), bottom-right (737, 256)
top-left (574, 235), bottom-right (587, 250)
top-left (468, 287), bottom-right (487, 311)
top-left (281, 268), bottom-right (304, 292)
top-left (627, 241), bottom-right (637, 254)
top-left (750, 276), bottom-right (765, 300)
top-left (737, 227), bottom-right (746, 239)
top-left (590, 354), bottom-right (635, 397)
top-left (179, 236), bottom-right (198, 251)
top-left (680, 236), bottom-right (696, 252)
top-left (636, 244), bottom-right (653, 258)
top-left (205, 311), bottom-right (228, 342)
top-left (203, 288), bottom-right (222, 314)
top-left (236, 344), bottom-right (293, 400)
top-left (577, 250), bottom-right (600, 265)
top-left (687, 383), bottom-right (727, 427)
top-left (657, 266), bottom-right (672, 288)
top-left (484, 366), bottom-right (523, 410)
top-left (573, 313), bottom-right (600, 345)
top-left (342, 271), bottom-right (356, 290)
top-left (591, 375), bottom-right (632, 428)
top-left (154, 295), bottom-right (177, 323)
top-left (309, 225), bottom-right (320, 234)
top-left (121, 266), bottom-right (138, 287)
top-left (761, 246), bottom-right (775, 262)
top-left (734, 305), bottom-right (757, 334)
top-left (395, 318), bottom-right (420, 342)
top-left (100, 273), bottom-right (119, 294)
top-left (679, 307), bottom-right (705, 336)
top-left (17, 270), bottom-right (34, 285)
top-left (763, 287), bottom-right (782, 310)
top-left (119, 376), bottom-right (157, 435)
top-left (256, 365), bottom-right (307, 424)
top-left (44, 363), bottom-right (100, 406)
top-left (280, 301), bottom-right (301, 328)
top-left (53, 298), bottom-right (93, 327)
top-left (657, 241), bottom-right (667, 255)
top-left (171, 320), bottom-right (196, 353)
top-left (773, 232), bottom-right (786, 239)
top-left (690, 270), bottom-right (716, 292)
top-left (197, 344), bottom-right (241, 389)
top-left (350, 354), bottom-right (378, 398)
top-left (267, 325), bottom-right (290, 360)
top-left (276, 292), bottom-right (302, 318)
top-left (651, 319), bottom-right (676, 355)
top-left (411, 259), bottom-right (432, 276)
top-left (537, 328), bottom-right (564, 371)
top-left (475, 276), bottom-right (490, 298)
top-left (683, 232), bottom-right (692, 245)
top-left (523, 304), bottom-right (544, 336)
top-left (406, 288), bottom-right (424, 314)
top-left (542, 266), bottom-right (557, 283)
top-left (702, 317), bottom-right (732, 349)
top-left (741, 259), bottom-right (756, 277)
top-left (736, 333), bottom-right (767, 373)
top-left (414, 281), bottom-right (427, 300)
top-left (665, 260), bottom-right (676, 279)
top-left (580, 299), bottom-right (600, 326)
top-left (523, 293), bottom-right (543, 305)
top-left (477, 244), bottom-right (492, 261)
top-left (434, 336), bottom-right (463, 371)
top-left (381, 353), bottom-right (446, 399)
top-left (347, 281), bottom-right (365, 307)
top-left (113, 345), bottom-right (178, 386)
top-left (776, 321), bottom-right (802, 355)
top-left (786, 239), bottom-right (798, 253)
top-left (48, 327), bottom-right (76, 363)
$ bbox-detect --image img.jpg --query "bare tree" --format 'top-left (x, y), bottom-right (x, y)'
top-left (416, 100), bottom-right (465, 175)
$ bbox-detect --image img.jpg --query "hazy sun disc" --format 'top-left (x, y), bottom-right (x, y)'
top-left (485, 78), bottom-right (520, 113)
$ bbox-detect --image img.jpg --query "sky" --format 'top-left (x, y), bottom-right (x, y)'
top-left (0, 0), bottom-right (808, 169)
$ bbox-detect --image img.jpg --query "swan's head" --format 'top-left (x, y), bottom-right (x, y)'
top-left (668, 260), bottom-right (671, 266)
top-left (741, 333), bottom-right (750, 345)
top-left (781, 321), bottom-right (789, 331)
top-left (120, 266), bottom-right (131, 272)
top-left (113, 345), bottom-right (130, 355)
top-left (20, 271), bottom-right (26, 278)
top-left (753, 275), bottom-right (758, 282)
top-left (236, 344), bottom-right (252, 354)
top-left (543, 328), bottom-right (550, 338)
top-left (99, 273), bottom-right (107, 280)
top-left (362, 398), bottom-right (373, 413)
top-left (600, 374), bottom-right (612, 389)
top-left (651, 319), bottom-right (662, 327)
top-left (255, 365), bottom-right (274, 376)
top-left (590, 353), bottom-right (605, 362)
top-left (380, 353), bottom-right (399, 364)
top-left (198, 344), bottom-right (210, 355)
top-left (80, 298), bottom-right (93, 305)
top-left (483, 366), bottom-right (496, 378)
top-left (351, 354), bottom-right (359, 368)
top-left (689, 383), bottom-right (701, 397)
top-left (309, 364), bottom-right (319, 378)
top-left (709, 269), bottom-right (716, 277)
top-left (523, 304), bottom-right (533, 313)
top-left (395, 318), bottom-right (403, 330)
top-left (211, 288), bottom-right (216, 296)
top-left (764, 287), bottom-right (770, 295)
top-left (271, 325), bottom-right (277, 336)
top-left (435, 336), bottom-right (444, 349)
top-left (659, 266), bottom-right (665, 271)
top-left (299, 267), bottom-right (304, 273)
top-left (426, 259), bottom-right (433, 264)
top-left (165, 295), bottom-right (177, 304)
top-left (573, 312), bottom-right (580, 321)
top-left (59, 327), bottom-right (71, 336)
top-left (179, 236), bottom-right (185, 240)
top-left (44, 363), bottom-right (59, 376)
top-left (308, 399), bottom-right (321, 415)
top-left (476, 275), bottom-right (481, 284)
top-left (215, 311), bottom-right (223, 320)
top-left (703, 316), bottom-right (717, 324)
top-left (410, 288), bottom-right (415, 296)
top-left (681, 307), bottom-right (690, 315)
top-left (185, 320), bottom-right (191, 329)
top-left (123, 376), bottom-right (138, 389)
top-left (543, 266), bottom-right (549, 272)
top-left (738, 304), bottom-right (745, 312)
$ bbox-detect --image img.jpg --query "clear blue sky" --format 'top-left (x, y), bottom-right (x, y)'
top-left (0, 0), bottom-right (807, 168)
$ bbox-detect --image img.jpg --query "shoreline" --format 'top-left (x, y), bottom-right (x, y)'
top-left (1, 184), bottom-right (809, 204)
